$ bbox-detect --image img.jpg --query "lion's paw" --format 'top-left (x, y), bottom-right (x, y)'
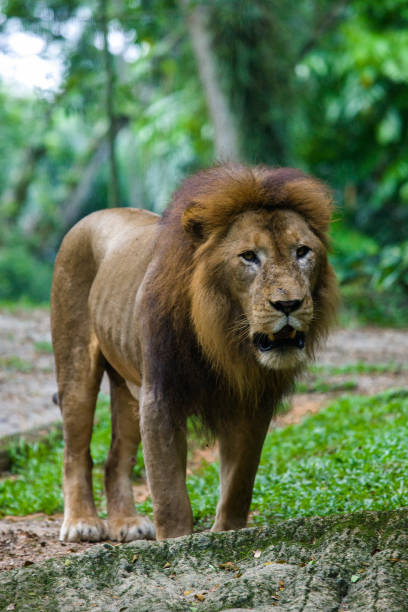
top-left (59, 517), bottom-right (108, 542)
top-left (108, 516), bottom-right (156, 542)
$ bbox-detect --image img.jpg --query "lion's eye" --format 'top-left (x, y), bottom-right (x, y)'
top-left (240, 250), bottom-right (259, 264)
top-left (296, 246), bottom-right (311, 259)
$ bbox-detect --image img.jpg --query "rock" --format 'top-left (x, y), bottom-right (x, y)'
top-left (1, 510), bottom-right (408, 611)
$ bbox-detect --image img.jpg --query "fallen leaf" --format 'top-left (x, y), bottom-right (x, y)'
top-left (163, 562), bottom-right (171, 569)
top-left (194, 593), bottom-right (206, 602)
top-left (254, 549), bottom-right (261, 558)
top-left (388, 558), bottom-right (400, 563)
top-left (23, 560), bottom-right (34, 567)
top-left (279, 580), bottom-right (285, 589)
top-left (264, 561), bottom-right (273, 566)
top-left (132, 554), bottom-right (138, 563)
top-left (219, 561), bottom-right (238, 571)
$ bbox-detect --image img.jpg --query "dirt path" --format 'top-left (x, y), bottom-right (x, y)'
top-left (0, 308), bottom-right (407, 571)
top-left (1, 308), bottom-right (407, 437)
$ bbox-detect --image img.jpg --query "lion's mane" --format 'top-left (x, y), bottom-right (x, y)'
top-left (142, 164), bottom-right (338, 432)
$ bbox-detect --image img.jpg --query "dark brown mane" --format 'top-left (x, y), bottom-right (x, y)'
top-left (141, 164), bottom-right (338, 433)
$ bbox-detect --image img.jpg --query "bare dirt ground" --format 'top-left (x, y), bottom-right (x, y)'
top-left (0, 307), bottom-right (407, 571)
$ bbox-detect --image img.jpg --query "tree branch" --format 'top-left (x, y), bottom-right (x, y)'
top-left (101, 0), bottom-right (121, 207)
top-left (182, 1), bottom-right (241, 162)
top-left (297, 0), bottom-right (351, 62)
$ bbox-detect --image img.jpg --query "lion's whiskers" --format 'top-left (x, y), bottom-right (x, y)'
top-left (229, 315), bottom-right (250, 343)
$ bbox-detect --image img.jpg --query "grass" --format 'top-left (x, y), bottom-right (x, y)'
top-left (183, 388), bottom-right (408, 526)
top-left (0, 395), bottom-right (144, 517)
top-left (0, 356), bottom-right (34, 373)
top-left (310, 361), bottom-right (406, 375)
top-left (295, 378), bottom-right (357, 393)
top-left (0, 299), bottom-right (49, 312)
top-left (2, 389), bottom-right (408, 529)
top-left (34, 340), bottom-right (53, 354)
top-left (295, 360), bottom-right (406, 394)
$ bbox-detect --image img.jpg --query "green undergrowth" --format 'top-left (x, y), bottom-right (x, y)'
top-left (184, 388), bottom-right (408, 526)
top-left (1, 389), bottom-right (408, 529)
top-left (0, 394), bottom-right (144, 517)
top-left (0, 300), bottom-right (49, 312)
top-left (295, 378), bottom-right (357, 393)
top-left (34, 340), bottom-right (53, 354)
top-left (0, 356), bottom-right (35, 373)
top-left (338, 285), bottom-right (408, 328)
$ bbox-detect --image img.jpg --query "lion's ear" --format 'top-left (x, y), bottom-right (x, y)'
top-left (182, 205), bottom-right (206, 240)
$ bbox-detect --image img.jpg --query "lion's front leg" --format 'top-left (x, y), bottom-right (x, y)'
top-left (140, 389), bottom-right (193, 540)
top-left (212, 410), bottom-right (272, 532)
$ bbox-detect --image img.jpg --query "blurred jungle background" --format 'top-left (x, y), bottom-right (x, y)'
top-left (0, 0), bottom-right (407, 325)
top-left (2, 2), bottom-right (408, 571)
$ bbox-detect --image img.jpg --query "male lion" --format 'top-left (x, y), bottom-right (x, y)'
top-left (51, 164), bottom-right (338, 542)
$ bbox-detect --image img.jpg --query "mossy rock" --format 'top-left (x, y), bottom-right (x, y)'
top-left (2, 510), bottom-right (408, 611)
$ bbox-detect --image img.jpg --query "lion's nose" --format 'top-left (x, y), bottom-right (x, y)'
top-left (270, 299), bottom-right (303, 315)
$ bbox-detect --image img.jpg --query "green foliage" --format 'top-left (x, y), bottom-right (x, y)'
top-left (294, 4), bottom-right (408, 247)
top-left (374, 241), bottom-right (408, 292)
top-left (1, 433), bottom-right (64, 515)
top-left (0, 0), bottom-right (408, 313)
top-left (339, 284), bottom-right (408, 328)
top-left (330, 223), bottom-right (408, 326)
top-left (0, 243), bottom-right (53, 303)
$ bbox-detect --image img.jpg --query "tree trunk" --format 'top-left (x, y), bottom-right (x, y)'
top-left (0, 87), bottom-right (69, 222)
top-left (0, 145), bottom-right (46, 221)
top-left (61, 117), bottom-right (129, 231)
top-left (182, 2), bottom-right (241, 162)
top-left (101, 0), bottom-right (121, 207)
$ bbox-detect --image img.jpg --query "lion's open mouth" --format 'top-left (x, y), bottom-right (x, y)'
top-left (253, 325), bottom-right (305, 352)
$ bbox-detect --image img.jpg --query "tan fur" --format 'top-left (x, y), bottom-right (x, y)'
top-left (51, 164), bottom-right (338, 542)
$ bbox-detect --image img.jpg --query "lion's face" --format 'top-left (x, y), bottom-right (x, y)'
top-left (220, 208), bottom-right (325, 370)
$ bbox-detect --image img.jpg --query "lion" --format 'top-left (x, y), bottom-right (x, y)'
top-left (51, 164), bottom-right (338, 542)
